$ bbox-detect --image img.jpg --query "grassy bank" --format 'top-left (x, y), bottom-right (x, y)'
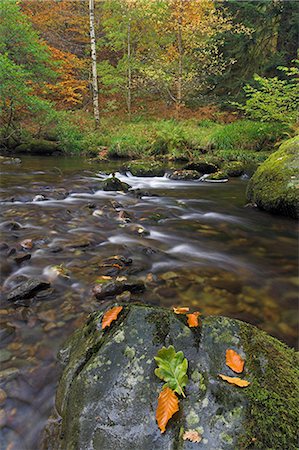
top-left (51, 113), bottom-right (289, 162)
top-left (6, 112), bottom-right (291, 164)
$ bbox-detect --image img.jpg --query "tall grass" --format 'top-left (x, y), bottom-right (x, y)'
top-left (49, 112), bottom-right (289, 161)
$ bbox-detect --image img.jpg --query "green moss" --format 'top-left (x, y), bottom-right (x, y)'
top-left (247, 136), bottom-right (299, 218)
top-left (205, 170), bottom-right (228, 181)
top-left (146, 310), bottom-right (171, 345)
top-left (239, 322), bottom-right (299, 449)
top-left (222, 161), bottom-right (245, 177)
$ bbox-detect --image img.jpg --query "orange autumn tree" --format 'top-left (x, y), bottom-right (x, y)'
top-left (46, 46), bottom-right (88, 109)
top-left (21, 0), bottom-right (89, 109)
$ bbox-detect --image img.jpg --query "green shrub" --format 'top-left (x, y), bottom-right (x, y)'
top-left (237, 63), bottom-right (299, 124)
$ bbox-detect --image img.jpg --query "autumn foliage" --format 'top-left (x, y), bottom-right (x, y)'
top-left (156, 387), bottom-right (179, 433)
top-left (102, 306), bottom-right (123, 330)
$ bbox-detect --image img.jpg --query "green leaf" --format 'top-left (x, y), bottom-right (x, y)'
top-left (154, 345), bottom-right (188, 397)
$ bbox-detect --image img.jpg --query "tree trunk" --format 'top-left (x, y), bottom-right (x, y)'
top-left (176, 0), bottom-right (183, 119)
top-left (127, 16), bottom-right (132, 121)
top-left (89, 0), bottom-right (100, 129)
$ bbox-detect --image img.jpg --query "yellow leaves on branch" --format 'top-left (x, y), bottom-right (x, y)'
top-left (218, 374), bottom-right (250, 388)
top-left (226, 349), bottom-right (245, 373)
top-left (102, 306), bottom-right (123, 330)
top-left (183, 429), bottom-right (202, 443)
top-left (156, 387), bottom-right (179, 433)
top-left (186, 311), bottom-right (201, 328)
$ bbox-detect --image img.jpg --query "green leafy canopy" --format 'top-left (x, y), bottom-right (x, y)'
top-left (154, 345), bottom-right (188, 397)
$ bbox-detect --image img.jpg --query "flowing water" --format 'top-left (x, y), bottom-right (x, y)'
top-left (0, 156), bottom-right (298, 449)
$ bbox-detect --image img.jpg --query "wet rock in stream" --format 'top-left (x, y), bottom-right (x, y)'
top-left (6, 279), bottom-right (51, 304)
top-left (43, 303), bottom-right (299, 450)
top-left (102, 176), bottom-right (131, 192)
top-left (92, 279), bottom-right (145, 300)
top-left (169, 169), bottom-right (201, 180)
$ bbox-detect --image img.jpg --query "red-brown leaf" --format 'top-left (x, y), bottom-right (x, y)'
top-left (102, 306), bottom-right (123, 330)
top-left (156, 387), bottom-right (179, 433)
top-left (226, 349), bottom-right (244, 373)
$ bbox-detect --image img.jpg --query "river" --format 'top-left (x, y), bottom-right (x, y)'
top-left (0, 156), bottom-right (298, 449)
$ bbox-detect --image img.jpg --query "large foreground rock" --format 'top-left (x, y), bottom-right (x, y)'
top-left (43, 303), bottom-right (298, 450)
top-left (247, 137), bottom-right (299, 218)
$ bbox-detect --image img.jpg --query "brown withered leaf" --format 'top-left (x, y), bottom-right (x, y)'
top-left (218, 374), bottom-right (250, 387)
top-left (20, 239), bottom-right (33, 250)
top-left (173, 307), bottom-right (189, 314)
top-left (183, 430), bottom-right (202, 443)
top-left (156, 387), bottom-right (179, 433)
top-left (102, 306), bottom-right (123, 330)
top-left (226, 349), bottom-right (244, 373)
top-left (187, 311), bottom-right (201, 327)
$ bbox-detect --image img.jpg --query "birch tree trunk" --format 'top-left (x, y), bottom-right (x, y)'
top-left (127, 16), bottom-right (132, 121)
top-left (89, 0), bottom-right (100, 128)
top-left (176, 0), bottom-right (183, 119)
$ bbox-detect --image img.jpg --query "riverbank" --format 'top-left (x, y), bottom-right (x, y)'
top-left (2, 116), bottom-right (290, 165)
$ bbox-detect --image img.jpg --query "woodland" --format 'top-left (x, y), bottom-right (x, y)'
top-left (0, 0), bottom-right (298, 157)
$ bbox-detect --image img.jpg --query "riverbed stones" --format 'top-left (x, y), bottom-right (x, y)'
top-left (93, 279), bottom-right (145, 300)
top-left (43, 303), bottom-right (298, 450)
top-left (247, 137), bottom-right (299, 218)
top-left (6, 279), bottom-right (51, 304)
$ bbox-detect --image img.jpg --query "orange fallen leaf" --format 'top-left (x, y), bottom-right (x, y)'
top-left (156, 387), bottom-right (179, 433)
top-left (102, 306), bottom-right (123, 330)
top-left (218, 374), bottom-right (250, 387)
top-left (173, 307), bottom-right (189, 314)
top-left (226, 349), bottom-right (244, 373)
top-left (183, 430), bottom-right (202, 443)
top-left (187, 311), bottom-right (201, 327)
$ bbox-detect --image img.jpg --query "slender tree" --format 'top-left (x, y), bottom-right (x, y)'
top-left (89, 0), bottom-right (100, 128)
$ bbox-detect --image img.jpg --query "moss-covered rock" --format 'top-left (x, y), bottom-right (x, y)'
top-left (183, 160), bottom-right (218, 174)
top-left (125, 161), bottom-right (165, 177)
top-left (14, 139), bottom-right (61, 155)
top-left (102, 176), bottom-right (131, 192)
top-left (43, 303), bottom-right (298, 450)
top-left (222, 161), bottom-right (245, 177)
top-left (205, 170), bottom-right (228, 181)
top-left (169, 169), bottom-right (200, 180)
top-left (247, 137), bottom-right (299, 218)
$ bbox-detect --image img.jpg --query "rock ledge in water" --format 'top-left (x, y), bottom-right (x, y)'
top-left (43, 303), bottom-right (298, 450)
top-left (6, 279), bottom-right (51, 303)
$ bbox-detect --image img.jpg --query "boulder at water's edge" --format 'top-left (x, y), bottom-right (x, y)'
top-left (247, 136), bottom-right (299, 218)
top-left (42, 303), bottom-right (298, 450)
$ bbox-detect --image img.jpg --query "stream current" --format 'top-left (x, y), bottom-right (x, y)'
top-left (0, 156), bottom-right (298, 449)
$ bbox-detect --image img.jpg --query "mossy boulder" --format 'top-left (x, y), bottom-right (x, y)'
top-left (183, 160), bottom-right (218, 174)
top-left (222, 161), bottom-right (245, 177)
top-left (169, 169), bottom-right (200, 180)
top-left (102, 176), bottom-right (131, 192)
top-left (14, 139), bottom-right (61, 155)
top-left (247, 137), bottom-right (299, 218)
top-left (205, 171), bottom-right (228, 181)
top-left (43, 303), bottom-right (298, 450)
top-left (125, 161), bottom-right (165, 177)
